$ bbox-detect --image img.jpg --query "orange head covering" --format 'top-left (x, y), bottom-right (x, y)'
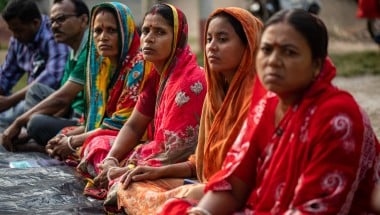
top-left (194, 7), bottom-right (263, 182)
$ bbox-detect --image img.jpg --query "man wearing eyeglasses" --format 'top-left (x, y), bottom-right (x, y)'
top-left (0, 0), bottom-right (69, 135)
top-left (1, 0), bottom-right (90, 152)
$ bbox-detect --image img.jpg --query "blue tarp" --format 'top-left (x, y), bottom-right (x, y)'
top-left (0, 145), bottom-right (105, 214)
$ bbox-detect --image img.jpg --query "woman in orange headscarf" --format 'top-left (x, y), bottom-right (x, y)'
top-left (116, 7), bottom-right (263, 215)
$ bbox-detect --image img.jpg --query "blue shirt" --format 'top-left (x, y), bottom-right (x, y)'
top-left (0, 15), bottom-right (69, 95)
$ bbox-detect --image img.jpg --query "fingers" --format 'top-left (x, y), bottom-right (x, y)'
top-left (3, 125), bottom-right (21, 141)
top-left (121, 167), bottom-right (145, 189)
top-left (1, 134), bottom-right (14, 152)
top-left (46, 135), bottom-right (72, 160)
top-left (121, 170), bottom-right (134, 189)
top-left (119, 169), bottom-right (128, 184)
top-left (2, 141), bottom-right (14, 152)
top-left (94, 172), bottom-right (108, 189)
top-left (2, 128), bottom-right (17, 150)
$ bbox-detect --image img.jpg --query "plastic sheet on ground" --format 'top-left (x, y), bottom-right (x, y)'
top-left (0, 145), bottom-right (105, 214)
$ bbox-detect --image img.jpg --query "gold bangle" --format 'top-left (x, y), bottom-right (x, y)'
top-left (187, 206), bottom-right (212, 215)
top-left (67, 136), bottom-right (76, 152)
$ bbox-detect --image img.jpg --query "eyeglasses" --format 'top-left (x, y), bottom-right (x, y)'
top-left (50, 14), bottom-right (78, 25)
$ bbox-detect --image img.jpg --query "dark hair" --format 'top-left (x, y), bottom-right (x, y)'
top-left (92, 6), bottom-right (119, 35)
top-left (265, 9), bottom-right (328, 61)
top-left (2, 0), bottom-right (41, 23)
top-left (93, 6), bottom-right (117, 24)
top-left (142, 3), bottom-right (188, 49)
top-left (53, 0), bottom-right (90, 23)
top-left (209, 11), bottom-right (247, 45)
top-left (143, 4), bottom-right (174, 28)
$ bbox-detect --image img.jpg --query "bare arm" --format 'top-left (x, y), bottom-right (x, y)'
top-left (0, 85), bottom-right (29, 112)
top-left (106, 109), bottom-right (152, 161)
top-left (1, 81), bottom-right (83, 149)
top-left (15, 81), bottom-right (83, 127)
top-left (191, 175), bottom-right (251, 215)
top-left (119, 160), bottom-right (194, 188)
top-left (1, 85), bottom-right (35, 150)
top-left (93, 109), bottom-right (152, 188)
top-left (46, 126), bottom-right (95, 160)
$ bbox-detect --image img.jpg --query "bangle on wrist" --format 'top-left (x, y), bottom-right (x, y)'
top-left (187, 206), bottom-right (212, 215)
top-left (67, 136), bottom-right (76, 152)
top-left (186, 161), bottom-right (196, 177)
top-left (102, 156), bottom-right (119, 166)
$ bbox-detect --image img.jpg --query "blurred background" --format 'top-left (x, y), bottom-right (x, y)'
top-left (0, 0), bottom-right (379, 53)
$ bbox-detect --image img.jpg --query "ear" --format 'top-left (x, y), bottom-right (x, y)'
top-left (312, 58), bottom-right (322, 78)
top-left (80, 14), bottom-right (89, 28)
top-left (32, 18), bottom-right (41, 29)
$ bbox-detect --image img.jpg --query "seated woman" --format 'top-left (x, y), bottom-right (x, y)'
top-left (163, 9), bottom-right (380, 214)
top-left (77, 3), bottom-right (206, 204)
top-left (45, 2), bottom-right (146, 165)
top-left (114, 7), bottom-right (263, 215)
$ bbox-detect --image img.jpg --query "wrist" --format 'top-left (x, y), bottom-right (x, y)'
top-left (102, 156), bottom-right (120, 166)
top-left (70, 135), bottom-right (83, 149)
top-left (67, 136), bottom-right (77, 152)
top-left (186, 161), bottom-right (196, 177)
top-left (187, 207), bottom-right (212, 215)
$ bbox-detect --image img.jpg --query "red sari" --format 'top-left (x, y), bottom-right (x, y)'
top-left (161, 58), bottom-right (380, 214)
top-left (357, 0), bottom-right (380, 18)
top-left (205, 58), bottom-right (380, 214)
top-left (114, 4), bottom-right (206, 214)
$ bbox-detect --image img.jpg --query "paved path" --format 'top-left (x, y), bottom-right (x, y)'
top-left (333, 75), bottom-right (380, 138)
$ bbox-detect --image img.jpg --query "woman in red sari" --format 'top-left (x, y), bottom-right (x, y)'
top-left (80, 3), bottom-right (206, 210)
top-left (162, 9), bottom-right (380, 214)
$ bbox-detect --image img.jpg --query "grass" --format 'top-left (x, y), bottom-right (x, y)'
top-left (2, 49), bottom-right (380, 93)
top-left (330, 51), bottom-right (380, 77)
top-left (197, 50), bottom-right (380, 77)
top-left (13, 74), bottom-right (27, 92)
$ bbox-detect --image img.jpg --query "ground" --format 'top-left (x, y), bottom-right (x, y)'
top-left (333, 75), bottom-right (380, 137)
top-left (0, 0), bottom-right (379, 138)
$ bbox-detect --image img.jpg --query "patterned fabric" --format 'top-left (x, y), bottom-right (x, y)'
top-left (119, 180), bottom-right (203, 215)
top-left (77, 2), bottom-right (147, 178)
top-left (205, 58), bottom-right (380, 214)
top-left (0, 15), bottom-right (69, 95)
top-left (120, 3), bottom-right (206, 168)
top-left (84, 2), bottom-right (145, 131)
top-left (117, 4), bottom-right (206, 214)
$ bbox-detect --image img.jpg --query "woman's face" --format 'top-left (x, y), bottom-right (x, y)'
top-left (256, 22), bottom-right (319, 99)
top-left (93, 10), bottom-right (119, 65)
top-left (140, 13), bottom-right (173, 72)
top-left (206, 16), bottom-right (245, 82)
